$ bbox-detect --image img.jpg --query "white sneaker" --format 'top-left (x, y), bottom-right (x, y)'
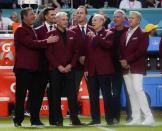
top-left (125, 119), bottom-right (141, 125)
top-left (142, 117), bottom-right (154, 126)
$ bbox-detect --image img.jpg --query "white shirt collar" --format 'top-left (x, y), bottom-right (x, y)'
top-left (78, 23), bottom-right (87, 28)
top-left (126, 25), bottom-right (139, 45)
top-left (128, 25), bottom-right (139, 34)
top-left (78, 23), bottom-right (88, 33)
top-left (45, 21), bottom-right (55, 31)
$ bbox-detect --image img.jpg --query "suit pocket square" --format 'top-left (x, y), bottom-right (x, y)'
top-left (69, 37), bottom-right (74, 40)
top-left (132, 37), bottom-right (138, 40)
top-left (102, 37), bottom-right (106, 40)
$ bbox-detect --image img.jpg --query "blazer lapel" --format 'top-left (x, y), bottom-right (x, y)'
top-left (42, 23), bottom-right (48, 32)
top-left (126, 27), bottom-right (141, 47)
top-left (66, 30), bottom-right (70, 45)
top-left (77, 25), bottom-right (82, 35)
top-left (123, 31), bottom-right (127, 48)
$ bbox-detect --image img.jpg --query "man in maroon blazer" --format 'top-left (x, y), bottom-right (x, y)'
top-left (70, 5), bottom-right (93, 95)
top-left (120, 11), bottom-right (154, 125)
top-left (84, 14), bottom-right (115, 125)
top-left (46, 12), bottom-right (82, 126)
top-left (35, 7), bottom-right (57, 125)
top-left (13, 7), bottom-right (57, 127)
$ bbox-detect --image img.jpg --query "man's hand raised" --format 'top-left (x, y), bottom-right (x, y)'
top-left (47, 35), bottom-right (59, 44)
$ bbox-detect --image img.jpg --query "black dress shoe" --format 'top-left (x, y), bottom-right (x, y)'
top-left (50, 122), bottom-right (63, 127)
top-left (14, 122), bottom-right (22, 127)
top-left (113, 118), bottom-right (120, 125)
top-left (126, 117), bottom-right (132, 123)
top-left (87, 121), bottom-right (101, 125)
top-left (72, 121), bottom-right (85, 126)
top-left (31, 121), bottom-right (44, 127)
top-left (107, 120), bottom-right (114, 125)
top-left (13, 118), bottom-right (22, 127)
top-left (71, 118), bottom-right (83, 126)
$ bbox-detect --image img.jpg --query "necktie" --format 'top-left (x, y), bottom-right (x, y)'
top-left (49, 25), bottom-right (53, 31)
top-left (81, 26), bottom-right (86, 37)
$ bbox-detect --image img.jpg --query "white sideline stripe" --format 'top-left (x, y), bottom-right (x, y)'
top-left (0, 66), bottom-right (14, 69)
top-left (81, 96), bottom-right (103, 99)
top-left (42, 97), bottom-right (67, 101)
top-left (96, 126), bottom-right (115, 131)
top-left (0, 97), bottom-right (10, 101)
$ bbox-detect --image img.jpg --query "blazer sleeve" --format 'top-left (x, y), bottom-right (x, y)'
top-left (93, 31), bottom-right (113, 49)
top-left (71, 35), bottom-right (79, 67)
top-left (126, 32), bottom-right (149, 64)
top-left (119, 32), bottom-right (126, 60)
top-left (14, 27), bottom-right (48, 49)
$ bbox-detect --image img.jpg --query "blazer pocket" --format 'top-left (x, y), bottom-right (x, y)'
top-left (131, 37), bottom-right (138, 41)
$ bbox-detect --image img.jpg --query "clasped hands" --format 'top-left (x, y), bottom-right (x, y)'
top-left (58, 64), bottom-right (72, 73)
top-left (119, 59), bottom-right (130, 69)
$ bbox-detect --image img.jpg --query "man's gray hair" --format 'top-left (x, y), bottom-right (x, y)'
top-left (55, 12), bottom-right (67, 19)
top-left (93, 13), bottom-right (105, 22)
top-left (129, 11), bottom-right (142, 21)
top-left (114, 9), bottom-right (126, 18)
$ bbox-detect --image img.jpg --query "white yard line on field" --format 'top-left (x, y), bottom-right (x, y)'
top-left (96, 126), bottom-right (115, 131)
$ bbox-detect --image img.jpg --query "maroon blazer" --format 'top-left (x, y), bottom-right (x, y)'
top-left (84, 28), bottom-right (115, 76)
top-left (35, 24), bottom-right (48, 39)
top-left (120, 27), bottom-right (149, 74)
top-left (14, 22), bottom-right (48, 71)
top-left (35, 23), bottom-right (49, 70)
top-left (46, 28), bottom-right (78, 71)
top-left (35, 23), bottom-right (56, 39)
top-left (70, 25), bottom-right (93, 69)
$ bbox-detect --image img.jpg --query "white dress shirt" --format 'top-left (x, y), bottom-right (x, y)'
top-left (126, 25), bottom-right (139, 45)
top-left (78, 23), bottom-right (88, 34)
top-left (45, 21), bottom-right (55, 32)
top-left (119, 0), bottom-right (142, 9)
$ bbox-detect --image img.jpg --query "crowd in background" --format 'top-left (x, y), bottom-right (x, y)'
top-left (0, 0), bottom-right (162, 33)
top-left (0, 6), bottom-right (161, 36)
top-left (0, 0), bottom-right (162, 9)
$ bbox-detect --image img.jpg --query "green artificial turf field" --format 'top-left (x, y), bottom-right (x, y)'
top-left (0, 116), bottom-right (162, 131)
